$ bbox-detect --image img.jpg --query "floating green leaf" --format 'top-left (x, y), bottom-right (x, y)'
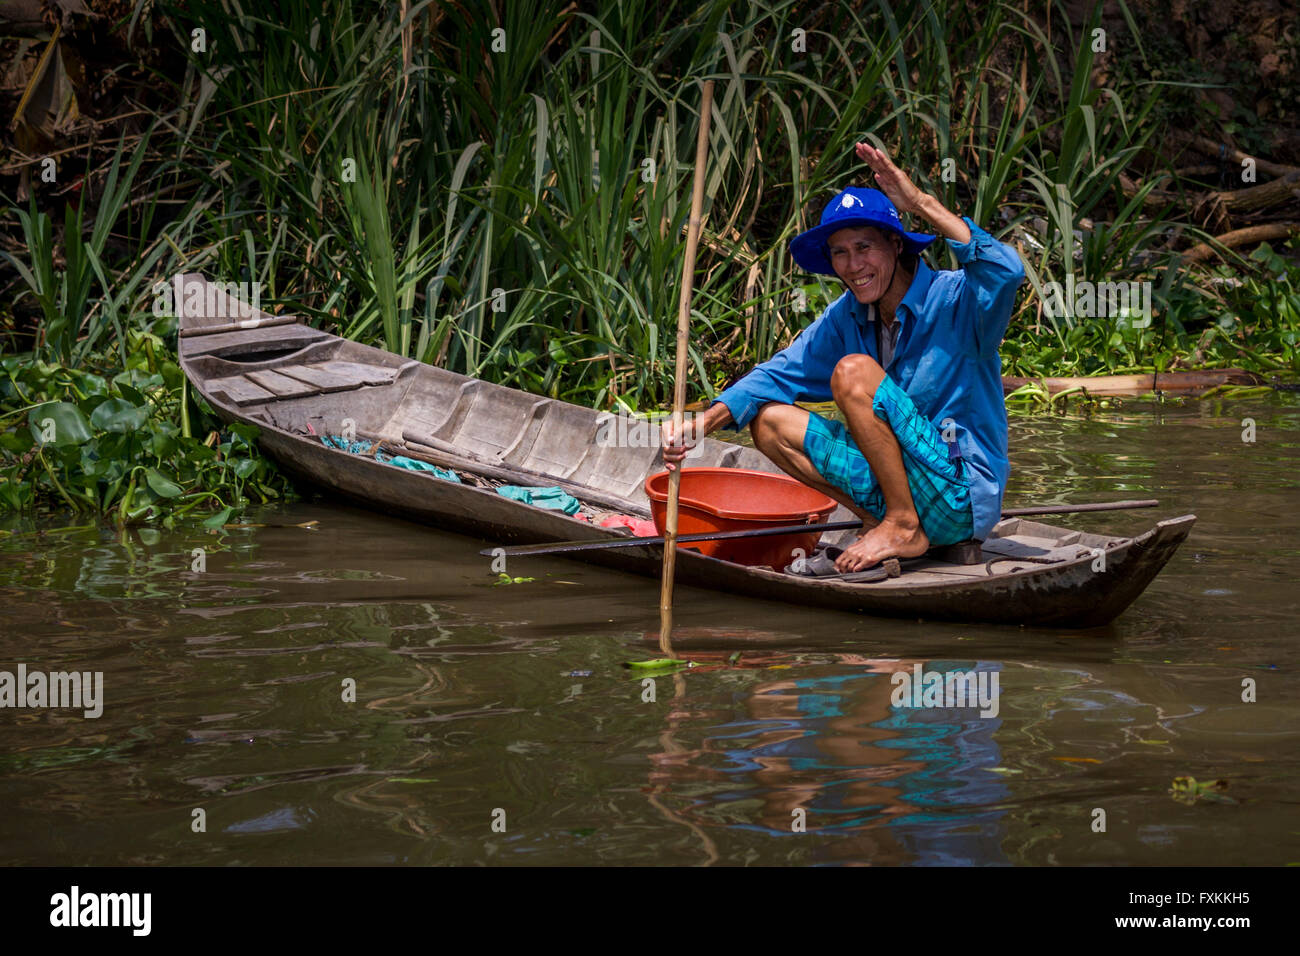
top-left (202, 506), bottom-right (234, 529)
top-left (0, 430), bottom-right (34, 454)
top-left (145, 468), bottom-right (184, 498)
top-left (493, 572), bottom-right (535, 585)
top-left (28, 402), bottom-right (92, 447)
top-left (623, 658), bottom-right (692, 671)
top-left (231, 457), bottom-right (259, 478)
top-left (90, 398), bottom-right (149, 434)
top-left (1169, 776), bottom-right (1236, 805)
top-left (114, 381), bottom-right (146, 407)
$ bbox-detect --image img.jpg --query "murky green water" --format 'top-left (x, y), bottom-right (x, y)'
top-left (2, 395), bottom-right (1297, 865)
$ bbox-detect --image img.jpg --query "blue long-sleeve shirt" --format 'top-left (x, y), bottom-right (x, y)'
top-left (712, 217), bottom-right (1025, 540)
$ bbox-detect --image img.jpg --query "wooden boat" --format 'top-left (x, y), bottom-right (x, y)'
top-left (175, 274), bottom-right (1195, 628)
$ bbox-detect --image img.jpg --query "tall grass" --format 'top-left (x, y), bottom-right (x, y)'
top-left (4, 0), bottom-right (1282, 412)
top-left (2, 128), bottom-right (178, 366)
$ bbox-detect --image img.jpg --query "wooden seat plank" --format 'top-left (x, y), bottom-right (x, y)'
top-left (275, 363), bottom-right (369, 391)
top-left (981, 537), bottom-right (1090, 562)
top-left (180, 324), bottom-right (329, 359)
top-left (209, 376), bottom-right (277, 405)
top-left (314, 361), bottom-right (397, 386)
top-left (245, 369), bottom-right (324, 398)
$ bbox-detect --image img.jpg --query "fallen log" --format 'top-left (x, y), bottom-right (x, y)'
top-left (1002, 369), bottom-right (1267, 397)
top-left (1194, 171), bottom-right (1300, 221)
top-left (1173, 132), bottom-right (1300, 180)
top-left (1182, 222), bottom-right (1300, 264)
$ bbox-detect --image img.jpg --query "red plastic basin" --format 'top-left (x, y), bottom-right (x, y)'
top-left (644, 467), bottom-right (837, 569)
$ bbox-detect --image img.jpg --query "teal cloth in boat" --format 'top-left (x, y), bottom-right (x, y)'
top-left (320, 434), bottom-right (460, 483)
top-left (376, 452), bottom-right (461, 481)
top-left (495, 484), bottom-right (580, 515)
top-left (320, 435), bottom-right (373, 455)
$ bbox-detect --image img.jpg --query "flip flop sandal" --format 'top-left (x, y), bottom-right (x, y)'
top-left (784, 547), bottom-right (902, 582)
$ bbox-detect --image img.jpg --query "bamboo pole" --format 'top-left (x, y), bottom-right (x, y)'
top-left (660, 78), bottom-right (714, 654)
top-left (482, 499), bottom-right (1163, 560)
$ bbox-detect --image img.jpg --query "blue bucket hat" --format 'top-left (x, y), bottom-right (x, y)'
top-left (789, 187), bottom-right (936, 276)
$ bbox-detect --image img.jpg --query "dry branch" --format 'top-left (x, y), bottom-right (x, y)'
top-left (1173, 132), bottom-right (1300, 179)
top-left (1197, 171), bottom-right (1300, 215)
top-left (1181, 222), bottom-right (1300, 264)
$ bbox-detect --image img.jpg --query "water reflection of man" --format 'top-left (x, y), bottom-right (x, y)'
top-left (647, 657), bottom-right (1008, 865)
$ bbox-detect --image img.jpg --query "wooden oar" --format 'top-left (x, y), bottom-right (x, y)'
top-left (659, 78), bottom-right (715, 653)
top-left (1001, 499), bottom-right (1159, 517)
top-left (479, 499), bottom-right (1161, 559)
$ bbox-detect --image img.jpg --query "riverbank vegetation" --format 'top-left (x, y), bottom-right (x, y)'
top-left (2, 0), bottom-right (1298, 522)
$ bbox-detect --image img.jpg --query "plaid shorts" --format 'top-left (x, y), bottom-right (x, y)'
top-left (802, 375), bottom-right (974, 547)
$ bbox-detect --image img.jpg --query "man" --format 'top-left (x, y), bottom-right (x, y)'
top-left (662, 142), bottom-right (1024, 573)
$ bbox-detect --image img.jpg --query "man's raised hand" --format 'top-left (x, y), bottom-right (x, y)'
top-left (855, 141), bottom-right (971, 244)
top-left (855, 142), bottom-right (925, 215)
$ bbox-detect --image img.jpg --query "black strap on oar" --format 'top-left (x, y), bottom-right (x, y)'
top-left (478, 499), bottom-right (1160, 559)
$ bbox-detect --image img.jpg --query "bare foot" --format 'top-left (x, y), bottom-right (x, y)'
top-left (834, 514), bottom-right (929, 572)
top-left (856, 511), bottom-right (881, 531)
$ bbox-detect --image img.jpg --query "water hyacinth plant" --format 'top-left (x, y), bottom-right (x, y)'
top-left (0, 333), bottom-right (294, 526)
